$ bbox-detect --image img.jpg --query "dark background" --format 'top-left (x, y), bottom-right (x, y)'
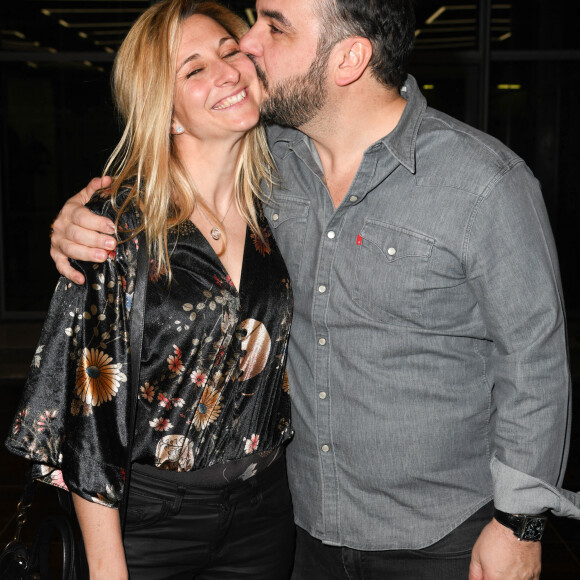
top-left (0, 1), bottom-right (579, 575)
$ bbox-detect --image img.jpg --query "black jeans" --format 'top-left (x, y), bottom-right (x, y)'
top-left (291, 502), bottom-right (494, 580)
top-left (123, 457), bottom-right (295, 579)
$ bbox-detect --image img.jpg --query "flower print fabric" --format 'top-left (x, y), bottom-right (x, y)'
top-left (5, 191), bottom-right (293, 508)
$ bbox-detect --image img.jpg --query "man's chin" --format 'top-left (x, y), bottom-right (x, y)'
top-left (259, 102), bottom-right (282, 126)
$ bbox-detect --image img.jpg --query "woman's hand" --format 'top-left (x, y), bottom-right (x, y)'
top-left (50, 176), bottom-right (117, 285)
top-left (72, 493), bottom-right (128, 580)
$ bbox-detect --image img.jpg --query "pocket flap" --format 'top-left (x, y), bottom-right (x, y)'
top-left (264, 196), bottom-right (310, 228)
top-left (360, 221), bottom-right (434, 262)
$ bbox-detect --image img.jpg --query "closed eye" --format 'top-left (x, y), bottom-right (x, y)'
top-left (186, 68), bottom-right (203, 78)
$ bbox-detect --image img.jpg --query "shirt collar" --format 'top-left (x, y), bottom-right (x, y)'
top-left (377, 74), bottom-right (426, 174)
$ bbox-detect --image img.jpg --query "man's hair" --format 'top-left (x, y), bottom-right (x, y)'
top-left (104, 0), bottom-right (275, 278)
top-left (314, 0), bottom-right (415, 89)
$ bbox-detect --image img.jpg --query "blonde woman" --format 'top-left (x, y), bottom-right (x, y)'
top-left (6, 1), bottom-right (294, 578)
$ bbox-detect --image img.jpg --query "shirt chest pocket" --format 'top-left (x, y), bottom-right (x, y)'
top-left (352, 221), bottom-right (435, 322)
top-left (265, 195), bottom-right (310, 281)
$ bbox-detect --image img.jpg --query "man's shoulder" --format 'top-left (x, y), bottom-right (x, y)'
top-left (416, 107), bottom-right (525, 194)
top-left (421, 107), bottom-right (521, 168)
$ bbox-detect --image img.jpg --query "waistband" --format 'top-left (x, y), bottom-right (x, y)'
top-left (129, 452), bottom-right (286, 501)
top-left (133, 446), bottom-right (282, 488)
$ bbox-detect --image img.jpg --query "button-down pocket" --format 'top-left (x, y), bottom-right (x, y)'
top-left (352, 221), bottom-right (435, 321)
top-left (265, 195), bottom-right (310, 281)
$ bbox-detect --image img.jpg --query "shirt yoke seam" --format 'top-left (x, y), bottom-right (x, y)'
top-left (461, 158), bottom-right (524, 274)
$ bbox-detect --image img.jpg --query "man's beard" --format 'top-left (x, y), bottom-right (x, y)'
top-left (255, 47), bottom-right (330, 129)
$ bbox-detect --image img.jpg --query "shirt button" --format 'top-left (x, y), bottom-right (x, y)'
top-left (387, 247), bottom-right (397, 256)
top-left (318, 285), bottom-right (327, 294)
top-left (321, 444), bottom-right (330, 453)
top-left (319, 391), bottom-right (327, 399)
top-left (327, 231), bottom-right (336, 239)
top-left (272, 213), bottom-right (279, 221)
top-left (318, 338), bottom-right (326, 346)
top-left (349, 195), bottom-right (358, 203)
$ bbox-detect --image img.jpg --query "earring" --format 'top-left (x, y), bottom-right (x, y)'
top-left (175, 125), bottom-right (184, 134)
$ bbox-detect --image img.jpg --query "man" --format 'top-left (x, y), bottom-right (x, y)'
top-left (50, 1), bottom-right (580, 578)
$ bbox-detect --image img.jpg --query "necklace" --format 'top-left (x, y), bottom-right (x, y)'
top-left (197, 195), bottom-right (235, 240)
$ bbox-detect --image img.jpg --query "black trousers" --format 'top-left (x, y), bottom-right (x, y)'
top-left (123, 457), bottom-right (295, 579)
top-left (291, 502), bottom-right (495, 580)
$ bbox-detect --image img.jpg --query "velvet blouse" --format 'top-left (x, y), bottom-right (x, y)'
top-left (5, 193), bottom-right (293, 507)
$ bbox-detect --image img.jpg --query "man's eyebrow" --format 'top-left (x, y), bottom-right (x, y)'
top-left (177, 36), bottom-right (235, 72)
top-left (259, 9), bottom-right (295, 32)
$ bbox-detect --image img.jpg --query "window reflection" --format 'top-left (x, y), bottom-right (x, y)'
top-left (1, 0), bottom-right (579, 314)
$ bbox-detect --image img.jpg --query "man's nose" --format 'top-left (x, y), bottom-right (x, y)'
top-left (239, 26), bottom-right (261, 57)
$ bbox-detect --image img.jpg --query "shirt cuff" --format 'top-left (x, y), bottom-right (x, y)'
top-left (491, 454), bottom-right (580, 519)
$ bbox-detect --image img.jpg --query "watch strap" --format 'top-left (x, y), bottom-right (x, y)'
top-left (493, 508), bottom-right (548, 541)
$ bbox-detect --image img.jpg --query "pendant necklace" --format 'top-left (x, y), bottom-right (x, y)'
top-left (198, 195), bottom-right (235, 241)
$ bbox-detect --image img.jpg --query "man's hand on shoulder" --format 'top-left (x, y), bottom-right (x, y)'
top-left (50, 176), bottom-right (117, 285)
top-left (469, 518), bottom-right (541, 580)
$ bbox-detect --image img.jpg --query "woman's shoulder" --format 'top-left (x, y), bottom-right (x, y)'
top-left (85, 185), bottom-right (141, 231)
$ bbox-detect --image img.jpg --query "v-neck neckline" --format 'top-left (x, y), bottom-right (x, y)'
top-left (186, 220), bottom-right (249, 295)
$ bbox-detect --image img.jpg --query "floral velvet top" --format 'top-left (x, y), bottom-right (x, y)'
top-left (5, 193), bottom-right (293, 507)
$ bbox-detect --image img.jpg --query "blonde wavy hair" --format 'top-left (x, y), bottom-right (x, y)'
top-left (103, 0), bottom-right (276, 275)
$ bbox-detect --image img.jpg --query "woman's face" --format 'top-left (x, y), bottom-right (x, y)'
top-left (172, 14), bottom-right (262, 144)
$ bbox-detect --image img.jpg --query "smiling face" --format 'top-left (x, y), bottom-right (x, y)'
top-left (240, 0), bottom-right (331, 129)
top-left (172, 14), bottom-right (262, 144)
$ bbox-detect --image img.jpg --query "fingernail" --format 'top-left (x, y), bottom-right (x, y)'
top-left (107, 222), bottom-right (116, 234)
top-left (105, 238), bottom-right (116, 250)
top-left (95, 250), bottom-right (108, 261)
top-left (75, 276), bottom-right (84, 285)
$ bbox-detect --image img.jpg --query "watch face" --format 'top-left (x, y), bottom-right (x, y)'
top-left (521, 517), bottom-right (547, 541)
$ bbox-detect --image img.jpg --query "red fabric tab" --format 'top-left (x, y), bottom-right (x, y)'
top-left (356, 235), bottom-right (363, 246)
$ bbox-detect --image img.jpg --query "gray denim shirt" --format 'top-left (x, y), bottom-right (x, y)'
top-left (264, 75), bottom-right (579, 550)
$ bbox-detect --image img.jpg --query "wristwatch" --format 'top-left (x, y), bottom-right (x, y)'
top-left (493, 508), bottom-right (548, 541)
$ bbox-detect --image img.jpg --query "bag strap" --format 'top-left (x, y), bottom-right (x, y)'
top-left (3, 466), bottom-right (37, 550)
top-left (2, 469), bottom-right (84, 580)
top-left (120, 232), bottom-right (148, 533)
top-left (30, 514), bottom-right (77, 580)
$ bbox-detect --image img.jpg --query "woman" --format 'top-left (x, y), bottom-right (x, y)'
top-left (5, 1), bottom-right (294, 578)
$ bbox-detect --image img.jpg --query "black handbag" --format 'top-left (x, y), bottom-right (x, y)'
top-left (0, 466), bottom-right (89, 579)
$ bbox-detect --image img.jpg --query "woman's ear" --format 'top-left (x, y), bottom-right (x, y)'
top-left (333, 37), bottom-right (373, 87)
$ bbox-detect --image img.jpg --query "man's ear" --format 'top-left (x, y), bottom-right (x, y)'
top-left (333, 37), bottom-right (373, 87)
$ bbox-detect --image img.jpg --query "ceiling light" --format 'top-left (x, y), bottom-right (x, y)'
top-left (56, 22), bottom-right (134, 29)
top-left (426, 7), bottom-right (446, 24)
top-left (425, 5), bottom-right (478, 25)
top-left (2, 30), bottom-right (27, 39)
top-left (245, 9), bottom-right (255, 25)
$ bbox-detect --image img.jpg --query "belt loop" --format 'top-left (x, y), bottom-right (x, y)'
top-left (171, 485), bottom-right (185, 515)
